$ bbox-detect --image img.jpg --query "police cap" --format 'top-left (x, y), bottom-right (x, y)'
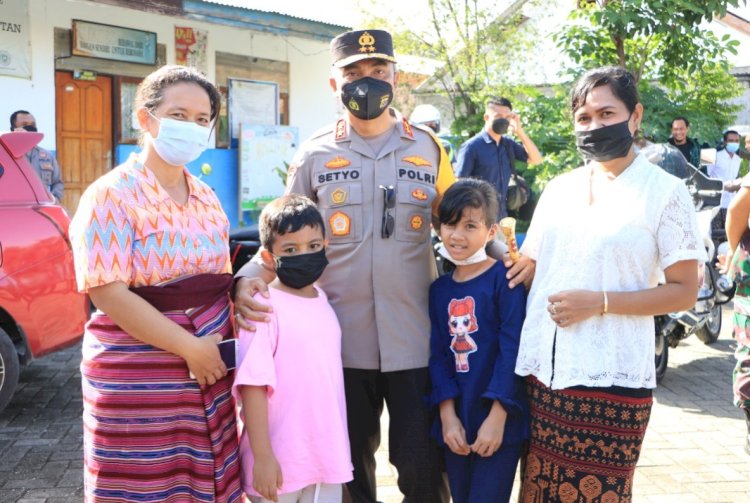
top-left (330, 29), bottom-right (397, 68)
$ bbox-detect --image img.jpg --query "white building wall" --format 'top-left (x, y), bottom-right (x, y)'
top-left (0, 0), bottom-right (337, 150)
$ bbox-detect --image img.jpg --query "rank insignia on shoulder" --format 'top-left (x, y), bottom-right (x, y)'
top-left (410, 214), bottom-right (424, 230)
top-left (325, 156), bottom-right (351, 169)
top-left (402, 156), bottom-right (432, 167)
top-left (335, 119), bottom-right (347, 141)
top-left (329, 211), bottom-right (351, 236)
top-left (411, 188), bottom-right (428, 201)
top-left (402, 118), bottom-right (413, 139)
top-left (331, 188), bottom-right (347, 204)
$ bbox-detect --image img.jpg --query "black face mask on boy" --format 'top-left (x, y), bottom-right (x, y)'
top-left (574, 117), bottom-right (634, 162)
top-left (273, 249), bottom-right (329, 289)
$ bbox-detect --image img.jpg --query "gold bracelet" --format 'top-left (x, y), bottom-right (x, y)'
top-left (602, 291), bottom-right (609, 315)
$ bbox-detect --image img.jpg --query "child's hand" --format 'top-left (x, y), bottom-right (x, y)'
top-left (253, 453), bottom-right (283, 502)
top-left (441, 413), bottom-right (470, 455)
top-left (470, 401), bottom-right (507, 458)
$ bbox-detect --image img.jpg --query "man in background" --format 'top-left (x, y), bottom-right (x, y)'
top-left (10, 110), bottom-right (64, 203)
top-left (667, 116), bottom-right (706, 169)
top-left (456, 97), bottom-right (542, 218)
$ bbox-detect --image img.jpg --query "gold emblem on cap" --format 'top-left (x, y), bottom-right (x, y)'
top-left (348, 98), bottom-right (360, 111)
top-left (358, 31), bottom-right (376, 53)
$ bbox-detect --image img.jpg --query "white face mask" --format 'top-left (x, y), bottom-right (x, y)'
top-left (436, 242), bottom-right (488, 266)
top-left (148, 113), bottom-right (211, 166)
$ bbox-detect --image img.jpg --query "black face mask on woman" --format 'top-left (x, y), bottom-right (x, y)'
top-left (273, 249), bottom-right (329, 289)
top-left (341, 77), bottom-right (394, 120)
top-left (574, 117), bottom-right (634, 162)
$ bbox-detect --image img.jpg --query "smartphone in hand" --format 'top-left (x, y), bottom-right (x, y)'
top-left (217, 338), bottom-right (238, 371)
top-left (189, 338), bottom-right (239, 379)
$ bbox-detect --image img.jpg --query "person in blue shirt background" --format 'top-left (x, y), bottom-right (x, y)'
top-left (455, 97), bottom-right (542, 219)
top-left (429, 178), bottom-right (529, 503)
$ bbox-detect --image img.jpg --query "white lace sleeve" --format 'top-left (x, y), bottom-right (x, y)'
top-left (520, 178), bottom-right (556, 260)
top-left (657, 183), bottom-right (707, 270)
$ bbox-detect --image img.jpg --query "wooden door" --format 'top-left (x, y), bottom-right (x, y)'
top-left (55, 72), bottom-right (113, 215)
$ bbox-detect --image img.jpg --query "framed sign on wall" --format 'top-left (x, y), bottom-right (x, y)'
top-left (72, 20), bottom-right (157, 65)
top-left (228, 78), bottom-right (279, 142)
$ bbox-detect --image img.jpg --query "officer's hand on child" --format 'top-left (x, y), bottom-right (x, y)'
top-left (470, 401), bottom-right (507, 458)
top-left (234, 277), bottom-right (272, 331)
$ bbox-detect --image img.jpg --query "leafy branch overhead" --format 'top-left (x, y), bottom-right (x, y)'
top-left (555, 0), bottom-right (743, 144)
top-left (370, 0), bottom-right (534, 129)
top-left (366, 0), bottom-right (744, 186)
top-left (556, 0), bottom-right (741, 88)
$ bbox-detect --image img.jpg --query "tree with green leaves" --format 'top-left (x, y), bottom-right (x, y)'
top-left (555, 0), bottom-right (744, 144)
top-left (366, 0), bottom-right (534, 134)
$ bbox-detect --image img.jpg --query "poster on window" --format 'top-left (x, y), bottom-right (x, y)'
top-left (174, 26), bottom-right (207, 74)
top-left (229, 79), bottom-right (279, 142)
top-left (0, 0), bottom-right (31, 79)
top-left (238, 124), bottom-right (298, 215)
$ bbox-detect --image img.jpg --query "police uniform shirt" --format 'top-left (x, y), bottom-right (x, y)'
top-left (26, 146), bottom-right (64, 201)
top-left (286, 110), bottom-right (455, 371)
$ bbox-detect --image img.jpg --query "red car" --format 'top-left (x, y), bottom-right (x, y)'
top-left (0, 131), bottom-right (88, 412)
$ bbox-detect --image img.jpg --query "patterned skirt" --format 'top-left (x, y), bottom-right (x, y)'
top-left (520, 377), bottom-right (653, 503)
top-left (82, 291), bottom-right (241, 502)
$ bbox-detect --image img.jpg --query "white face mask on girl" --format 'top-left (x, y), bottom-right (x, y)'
top-left (148, 112), bottom-right (211, 166)
top-left (436, 242), bottom-right (488, 266)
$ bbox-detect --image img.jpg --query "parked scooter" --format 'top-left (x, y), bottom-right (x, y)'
top-left (229, 224), bottom-right (261, 274)
top-left (641, 143), bottom-right (736, 381)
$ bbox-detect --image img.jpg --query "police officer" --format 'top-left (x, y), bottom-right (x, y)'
top-left (10, 110), bottom-right (64, 202)
top-left (234, 29), bottom-right (452, 503)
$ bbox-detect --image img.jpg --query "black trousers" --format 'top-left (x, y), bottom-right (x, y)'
top-left (343, 367), bottom-right (449, 503)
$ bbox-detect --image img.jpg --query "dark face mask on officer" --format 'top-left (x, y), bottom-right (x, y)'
top-left (21, 124), bottom-right (38, 132)
top-left (340, 76), bottom-right (394, 121)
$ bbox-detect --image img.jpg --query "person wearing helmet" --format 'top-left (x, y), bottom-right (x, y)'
top-left (410, 104), bottom-right (442, 133)
top-left (410, 104), bottom-right (456, 165)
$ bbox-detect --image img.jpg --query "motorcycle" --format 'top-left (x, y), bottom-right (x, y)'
top-left (641, 143), bottom-right (736, 381)
top-left (229, 224), bottom-right (261, 274)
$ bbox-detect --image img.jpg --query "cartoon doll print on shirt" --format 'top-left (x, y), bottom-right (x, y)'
top-left (448, 297), bottom-right (479, 372)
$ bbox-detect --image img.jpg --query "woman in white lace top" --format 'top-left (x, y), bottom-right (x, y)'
top-left (516, 66), bottom-right (706, 502)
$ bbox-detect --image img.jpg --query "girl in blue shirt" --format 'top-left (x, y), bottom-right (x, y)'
top-left (429, 178), bottom-right (528, 503)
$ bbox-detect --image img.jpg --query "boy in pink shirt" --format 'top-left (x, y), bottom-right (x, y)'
top-left (233, 195), bottom-right (352, 502)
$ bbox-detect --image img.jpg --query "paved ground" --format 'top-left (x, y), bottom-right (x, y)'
top-left (0, 306), bottom-right (748, 502)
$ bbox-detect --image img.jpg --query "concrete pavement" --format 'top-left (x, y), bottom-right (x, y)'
top-left (0, 306), bottom-right (748, 502)
top-left (374, 307), bottom-right (750, 502)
